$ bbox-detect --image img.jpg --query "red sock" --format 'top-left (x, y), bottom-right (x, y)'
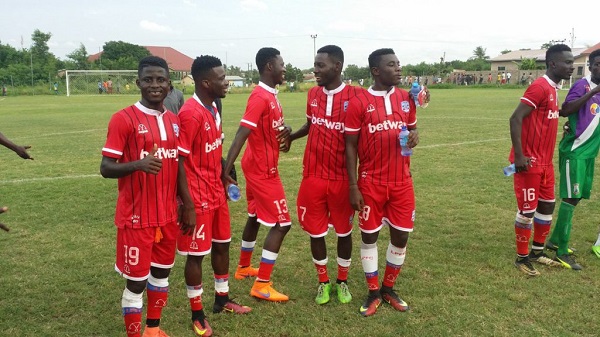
top-left (146, 283), bottom-right (168, 320)
top-left (123, 308), bottom-right (142, 337)
top-left (257, 261), bottom-right (275, 281)
top-left (189, 296), bottom-right (203, 311)
top-left (365, 271), bottom-right (379, 291)
top-left (337, 264), bottom-right (349, 282)
top-left (239, 249), bottom-right (253, 267)
top-left (515, 223), bottom-right (532, 256)
top-left (533, 214), bottom-right (552, 247)
top-left (382, 264), bottom-right (402, 288)
top-left (314, 262), bottom-right (329, 283)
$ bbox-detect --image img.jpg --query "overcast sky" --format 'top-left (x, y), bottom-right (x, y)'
top-left (1, 0), bottom-right (597, 70)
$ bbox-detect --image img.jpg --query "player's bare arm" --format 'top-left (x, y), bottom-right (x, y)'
top-left (560, 85), bottom-right (600, 116)
top-left (0, 206), bottom-right (10, 232)
top-left (100, 144), bottom-right (162, 178)
top-left (509, 103), bottom-right (534, 172)
top-left (222, 126), bottom-right (252, 186)
top-left (345, 133), bottom-right (364, 211)
top-left (177, 157), bottom-right (196, 235)
top-left (0, 132), bottom-right (33, 160)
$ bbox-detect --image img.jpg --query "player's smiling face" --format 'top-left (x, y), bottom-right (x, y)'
top-left (376, 54), bottom-right (402, 87)
top-left (270, 55), bottom-right (286, 85)
top-left (137, 66), bottom-right (170, 110)
top-left (205, 65), bottom-right (228, 99)
top-left (313, 53), bottom-right (338, 88)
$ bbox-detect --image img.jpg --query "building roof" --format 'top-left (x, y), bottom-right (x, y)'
top-left (88, 46), bottom-right (193, 72)
top-left (225, 75), bottom-right (244, 81)
top-left (582, 42), bottom-right (600, 55)
top-left (490, 47), bottom-right (587, 62)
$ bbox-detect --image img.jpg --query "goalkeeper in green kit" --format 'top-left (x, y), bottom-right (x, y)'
top-left (547, 49), bottom-right (600, 270)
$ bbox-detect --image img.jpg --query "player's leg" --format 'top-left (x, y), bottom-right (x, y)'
top-left (328, 179), bottom-right (354, 304)
top-left (512, 169), bottom-right (541, 276)
top-left (177, 212), bottom-right (213, 337)
top-left (211, 204), bottom-right (251, 314)
top-left (379, 183), bottom-right (413, 312)
top-left (235, 185), bottom-right (260, 280)
top-left (116, 227), bottom-right (154, 337)
top-left (143, 224), bottom-right (177, 337)
top-left (249, 176), bottom-right (291, 302)
top-left (297, 177), bottom-right (332, 304)
top-left (356, 183), bottom-right (385, 317)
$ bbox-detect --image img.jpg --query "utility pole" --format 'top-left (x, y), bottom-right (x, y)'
top-left (310, 34), bottom-right (317, 56)
top-left (569, 28), bottom-right (576, 48)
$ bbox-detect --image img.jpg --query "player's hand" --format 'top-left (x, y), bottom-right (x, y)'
top-left (407, 129), bottom-right (419, 148)
top-left (221, 174), bottom-right (237, 198)
top-left (514, 154), bottom-right (531, 173)
top-left (139, 144), bottom-right (162, 175)
top-left (562, 121), bottom-right (571, 139)
top-left (178, 203), bottom-right (196, 236)
top-left (0, 206), bottom-right (10, 232)
top-left (349, 185), bottom-right (364, 212)
top-left (15, 145), bottom-right (33, 160)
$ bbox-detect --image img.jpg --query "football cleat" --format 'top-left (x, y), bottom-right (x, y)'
top-left (381, 289), bottom-right (409, 312)
top-left (514, 257), bottom-right (540, 277)
top-left (592, 245), bottom-right (600, 258)
top-left (336, 282), bottom-right (352, 304)
top-left (192, 319), bottom-right (212, 337)
top-left (545, 241), bottom-right (575, 254)
top-left (234, 265), bottom-right (259, 280)
top-left (529, 251), bottom-right (562, 267)
top-left (142, 326), bottom-right (170, 337)
top-left (213, 300), bottom-right (252, 314)
top-left (556, 254), bottom-right (583, 270)
top-left (250, 281), bottom-right (289, 302)
top-left (315, 282), bottom-right (332, 305)
top-left (359, 292), bottom-right (382, 317)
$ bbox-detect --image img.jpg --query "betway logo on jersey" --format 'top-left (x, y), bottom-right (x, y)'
top-left (139, 147), bottom-right (177, 159)
top-left (368, 120), bottom-right (405, 133)
top-left (547, 110), bottom-right (559, 119)
top-left (205, 138), bottom-right (223, 153)
top-left (272, 116), bottom-right (285, 130)
top-left (311, 114), bottom-right (344, 132)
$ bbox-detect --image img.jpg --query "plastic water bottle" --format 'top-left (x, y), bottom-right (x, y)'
top-left (399, 125), bottom-right (412, 156)
top-left (503, 164), bottom-right (516, 176)
top-left (227, 184), bottom-right (241, 202)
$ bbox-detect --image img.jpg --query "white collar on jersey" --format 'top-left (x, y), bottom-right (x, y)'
top-left (135, 102), bottom-right (168, 141)
top-left (321, 82), bottom-right (347, 116)
top-left (192, 93), bottom-right (221, 128)
top-left (258, 81), bottom-right (279, 95)
top-left (585, 75), bottom-right (598, 90)
top-left (367, 86), bottom-right (396, 115)
top-left (542, 74), bottom-right (562, 90)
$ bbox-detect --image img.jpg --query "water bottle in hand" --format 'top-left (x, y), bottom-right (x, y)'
top-left (503, 164), bottom-right (515, 176)
top-left (227, 184), bottom-right (241, 202)
top-left (399, 125), bottom-right (412, 156)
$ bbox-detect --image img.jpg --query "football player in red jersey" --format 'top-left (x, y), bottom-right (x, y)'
top-left (288, 45), bottom-right (362, 305)
top-left (508, 44), bottom-right (574, 276)
top-left (223, 47), bottom-right (292, 302)
top-left (345, 48), bottom-right (418, 317)
top-left (101, 56), bottom-right (179, 337)
top-left (176, 55), bottom-right (251, 337)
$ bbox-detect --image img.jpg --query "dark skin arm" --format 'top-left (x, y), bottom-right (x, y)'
top-left (100, 143), bottom-right (161, 178)
top-left (0, 132), bottom-right (33, 160)
top-left (176, 156), bottom-right (196, 235)
top-left (345, 133), bottom-right (363, 211)
top-left (560, 84), bottom-right (600, 116)
top-left (276, 124), bottom-right (293, 152)
top-left (509, 102), bottom-right (534, 172)
top-left (222, 126), bottom-right (252, 188)
top-left (407, 128), bottom-right (419, 148)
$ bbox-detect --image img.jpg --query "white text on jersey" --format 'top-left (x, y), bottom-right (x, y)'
top-left (311, 115), bottom-right (344, 132)
top-left (368, 120), bottom-right (405, 133)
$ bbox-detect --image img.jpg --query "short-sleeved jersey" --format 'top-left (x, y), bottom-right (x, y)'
top-left (177, 94), bottom-right (226, 213)
top-left (240, 82), bottom-right (285, 179)
top-left (558, 76), bottom-right (600, 159)
top-left (509, 75), bottom-right (561, 166)
top-left (345, 87), bottom-right (417, 185)
top-left (303, 83), bottom-right (364, 180)
top-left (102, 102), bottom-right (180, 229)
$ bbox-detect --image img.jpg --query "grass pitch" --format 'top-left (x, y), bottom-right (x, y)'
top-left (1, 89), bottom-right (600, 337)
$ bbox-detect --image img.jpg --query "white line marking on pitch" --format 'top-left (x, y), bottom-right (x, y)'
top-left (16, 129), bottom-right (105, 139)
top-left (0, 174), bottom-right (101, 184)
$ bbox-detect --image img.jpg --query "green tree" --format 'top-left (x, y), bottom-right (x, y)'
top-left (518, 58), bottom-right (542, 70)
top-left (343, 64), bottom-right (370, 81)
top-left (100, 41), bottom-right (150, 70)
top-left (66, 43), bottom-right (90, 70)
top-left (472, 46), bottom-right (489, 60)
top-left (285, 63), bottom-right (303, 83)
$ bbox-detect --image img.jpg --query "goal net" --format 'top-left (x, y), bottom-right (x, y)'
top-left (63, 70), bottom-right (138, 96)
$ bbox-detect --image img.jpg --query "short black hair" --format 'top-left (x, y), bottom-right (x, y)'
top-left (317, 45), bottom-right (344, 65)
top-left (545, 44), bottom-right (571, 67)
top-left (191, 55), bottom-right (222, 81)
top-left (138, 56), bottom-right (169, 77)
top-left (256, 47), bottom-right (280, 74)
top-left (368, 48), bottom-right (395, 69)
top-left (589, 49), bottom-right (600, 65)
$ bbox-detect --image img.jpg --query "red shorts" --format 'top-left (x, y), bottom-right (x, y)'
top-left (358, 181), bottom-right (415, 234)
top-left (297, 176), bottom-right (354, 237)
top-left (513, 165), bottom-right (555, 213)
top-left (245, 174), bottom-right (291, 226)
top-left (177, 203), bottom-right (232, 256)
top-left (115, 222), bottom-right (178, 281)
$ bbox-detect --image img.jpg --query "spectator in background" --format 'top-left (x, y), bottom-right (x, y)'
top-left (2, 83), bottom-right (7, 96)
top-left (107, 78), bottom-right (113, 94)
top-left (53, 82), bottom-right (58, 95)
top-left (164, 84), bottom-right (184, 114)
top-left (98, 81), bottom-right (103, 94)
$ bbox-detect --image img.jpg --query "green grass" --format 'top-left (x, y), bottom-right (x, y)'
top-left (1, 89), bottom-right (600, 337)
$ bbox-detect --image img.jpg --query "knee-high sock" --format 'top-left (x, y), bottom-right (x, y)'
top-left (313, 257), bottom-right (329, 283)
top-left (532, 211), bottom-right (552, 251)
top-left (555, 201), bottom-right (575, 256)
top-left (238, 240), bottom-right (256, 267)
top-left (257, 249), bottom-right (278, 282)
top-left (146, 275), bottom-right (169, 323)
top-left (122, 288), bottom-right (143, 337)
top-left (514, 212), bottom-right (533, 256)
top-left (382, 243), bottom-right (405, 288)
top-left (361, 242), bottom-right (379, 291)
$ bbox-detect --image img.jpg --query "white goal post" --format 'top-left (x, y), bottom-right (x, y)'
top-left (63, 70), bottom-right (138, 96)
